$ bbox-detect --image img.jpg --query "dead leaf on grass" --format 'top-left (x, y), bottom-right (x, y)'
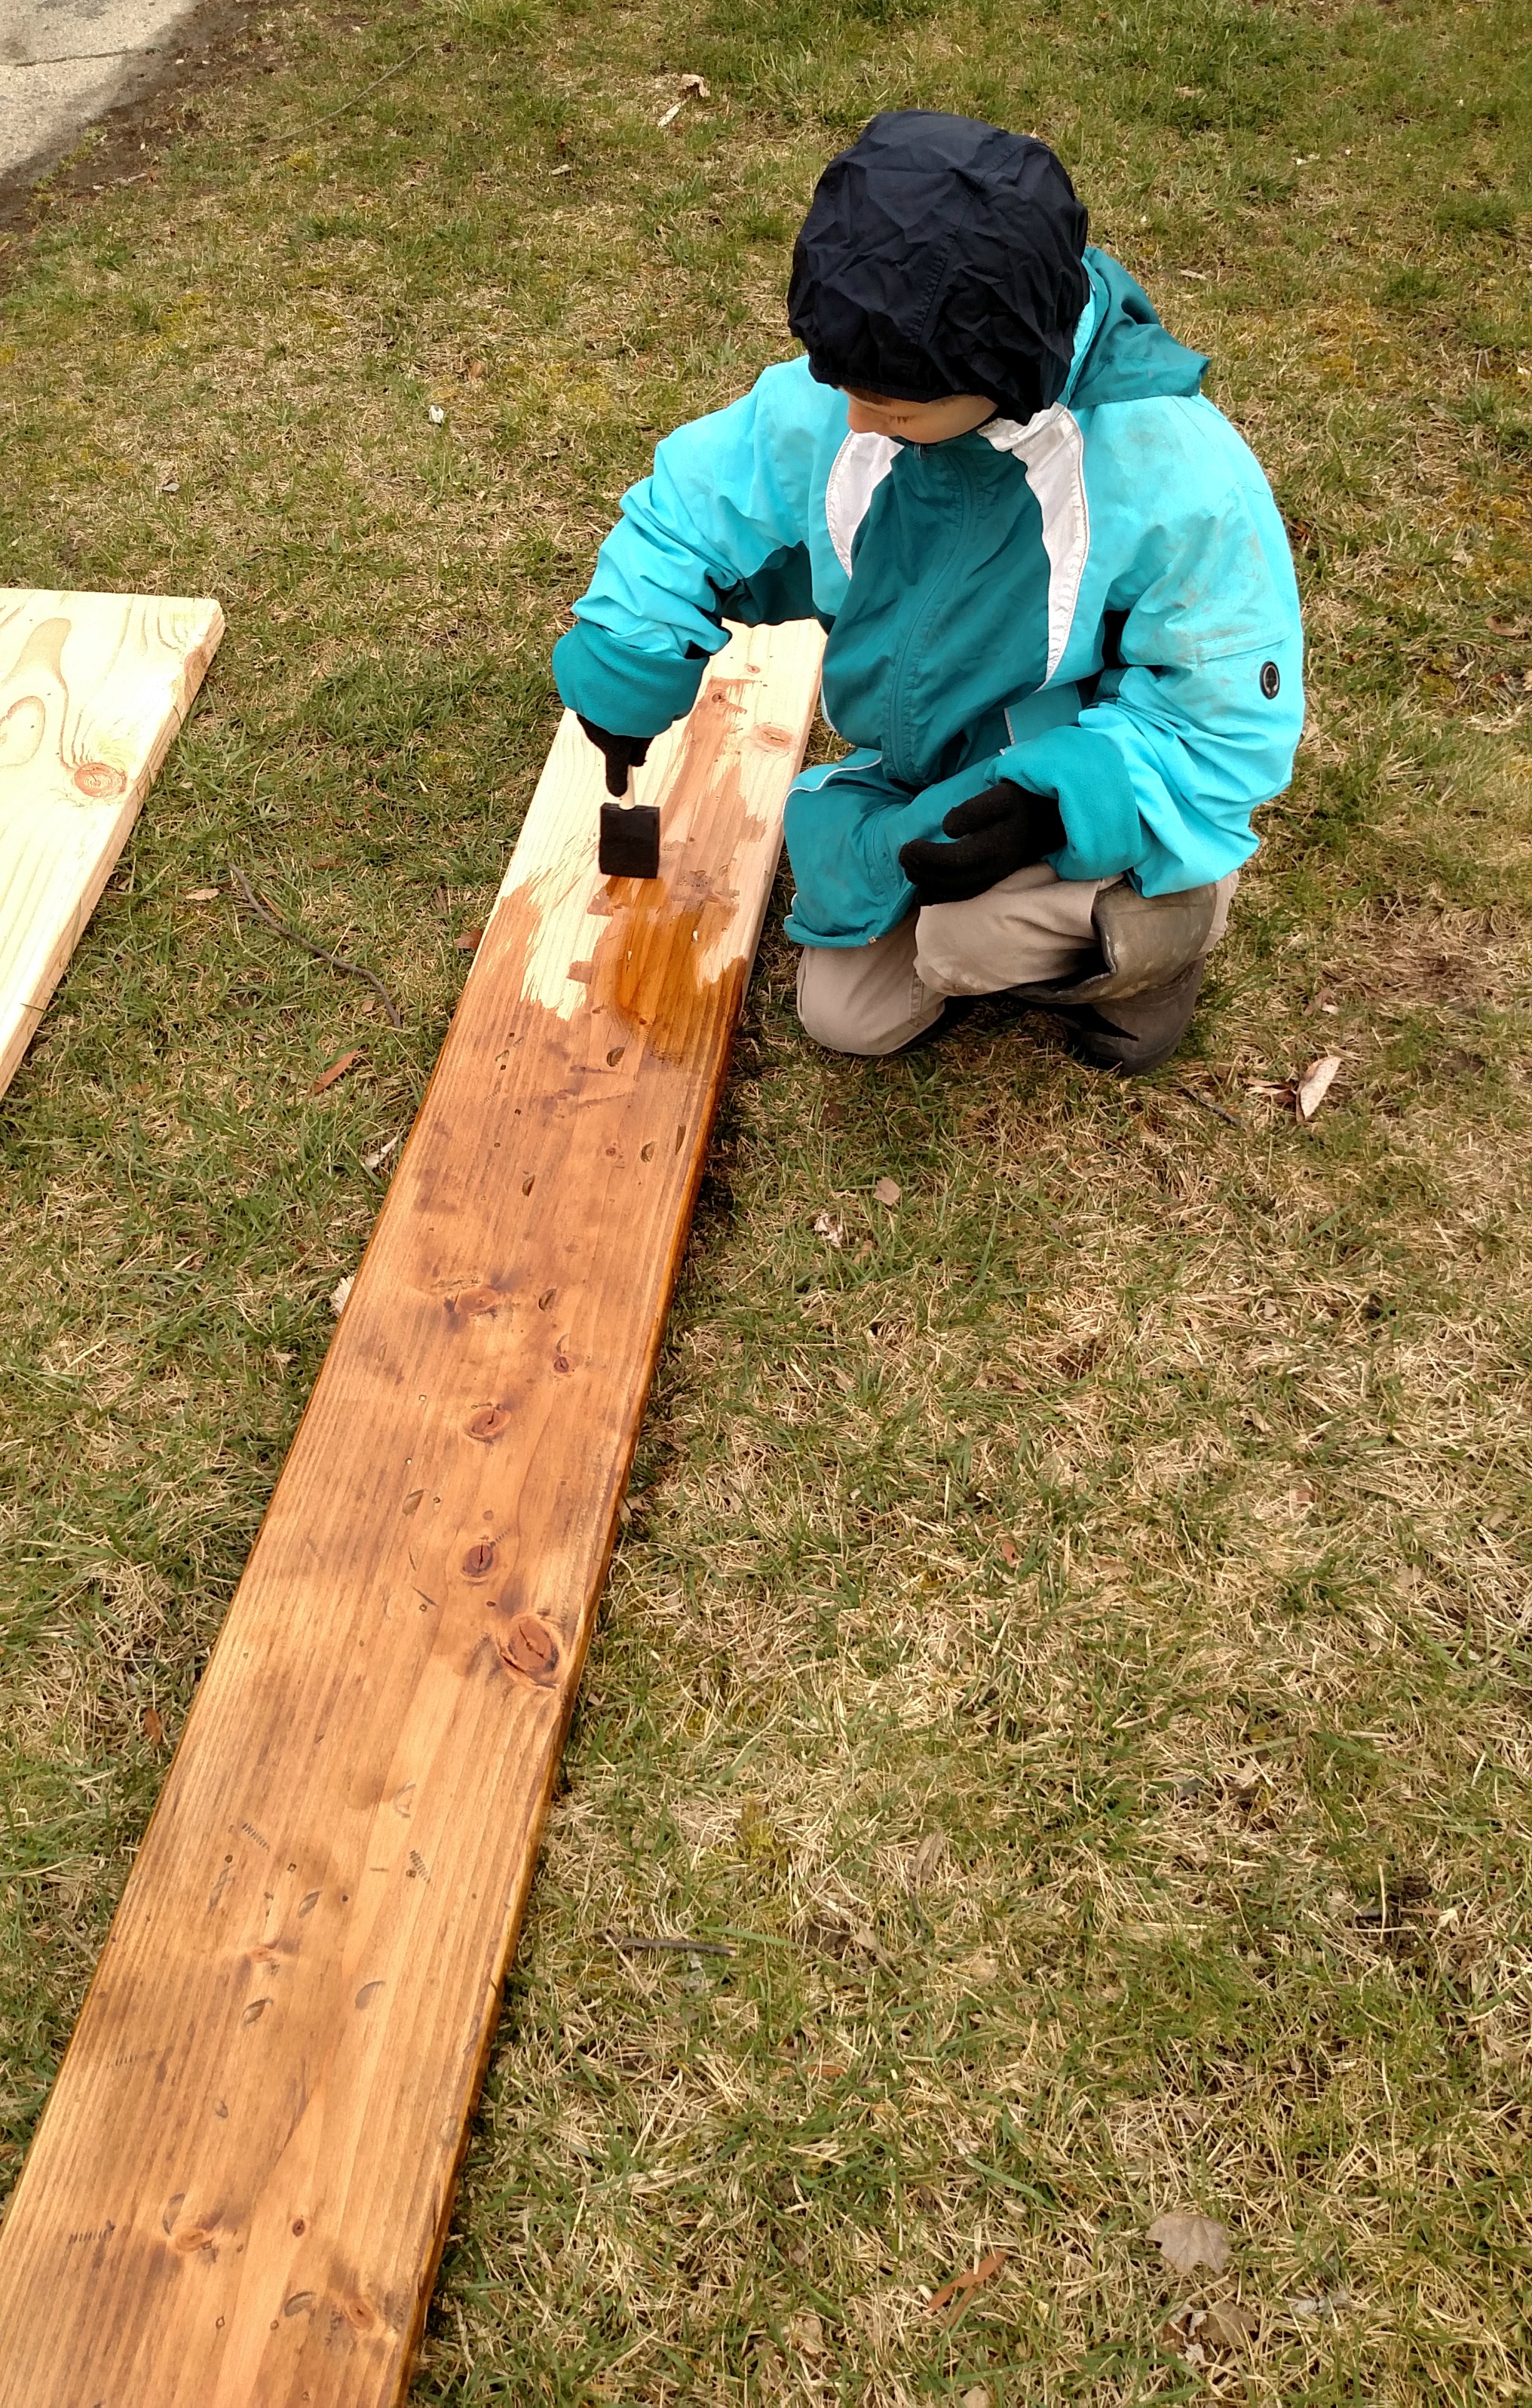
top-left (1147, 2211), bottom-right (1232, 2277)
top-left (1291, 2285), bottom-right (1351, 2321)
top-left (999, 1535), bottom-right (1020, 1566)
top-left (872, 1176), bottom-right (902, 1207)
top-left (142, 1706), bottom-right (164, 1746)
top-left (908, 1830), bottom-right (947, 1888)
top-left (811, 1210), bottom-right (844, 1249)
top-left (783, 2309), bottom-right (823, 2357)
top-left (311, 1050), bottom-right (363, 1094)
top-left (185, 887), bottom-right (220, 903)
top-left (657, 75), bottom-right (709, 125)
top-left (961, 2390), bottom-right (992, 2408)
top-left (1160, 2308), bottom-right (1210, 2370)
top-left (455, 928), bottom-right (483, 952)
top-left (330, 1274), bottom-right (356, 1315)
top-left (805, 1905), bottom-right (891, 1968)
top-left (1296, 1052), bottom-right (1343, 1121)
top-left (1162, 2300), bottom-right (1258, 2363)
top-left (1203, 2302), bottom-right (1259, 2348)
top-left (362, 1133), bottom-right (403, 1173)
top-left (927, 2250), bottom-right (1007, 2323)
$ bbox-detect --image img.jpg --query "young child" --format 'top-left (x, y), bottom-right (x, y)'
top-left (554, 110), bottom-right (1304, 1072)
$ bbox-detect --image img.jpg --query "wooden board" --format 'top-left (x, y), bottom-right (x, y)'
top-left (0, 588), bottom-right (225, 1100)
top-left (0, 618), bottom-right (826, 2407)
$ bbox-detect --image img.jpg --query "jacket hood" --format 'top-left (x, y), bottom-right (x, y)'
top-left (787, 112), bottom-right (1090, 424)
top-left (1064, 248), bottom-right (1208, 409)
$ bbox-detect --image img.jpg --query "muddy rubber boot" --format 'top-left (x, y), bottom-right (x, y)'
top-left (1043, 955), bottom-right (1206, 1075)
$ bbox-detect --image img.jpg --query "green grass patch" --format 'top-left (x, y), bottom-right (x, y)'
top-left (2, 0), bottom-right (1530, 2398)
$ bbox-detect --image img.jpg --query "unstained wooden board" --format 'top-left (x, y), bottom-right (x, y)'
top-left (0, 617), bottom-right (826, 2406)
top-left (0, 587), bottom-right (225, 1100)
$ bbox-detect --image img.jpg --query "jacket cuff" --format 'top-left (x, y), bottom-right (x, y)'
top-left (781, 759), bottom-right (919, 948)
top-left (1000, 725), bottom-right (1146, 884)
top-left (552, 620), bottom-right (709, 741)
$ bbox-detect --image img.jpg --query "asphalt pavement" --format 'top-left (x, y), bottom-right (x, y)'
top-left (1, 0), bottom-right (207, 186)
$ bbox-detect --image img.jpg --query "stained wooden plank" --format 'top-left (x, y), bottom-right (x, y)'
top-left (0, 618), bottom-right (826, 2407)
top-left (0, 588), bottom-right (225, 1100)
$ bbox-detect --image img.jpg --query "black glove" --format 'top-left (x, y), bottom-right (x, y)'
top-left (578, 716), bottom-right (651, 799)
top-left (898, 779), bottom-right (1066, 907)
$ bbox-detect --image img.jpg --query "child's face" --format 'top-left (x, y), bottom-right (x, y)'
top-left (841, 388), bottom-right (1000, 443)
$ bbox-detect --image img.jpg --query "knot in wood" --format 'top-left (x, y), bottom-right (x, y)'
top-left (465, 1405), bottom-right (512, 1442)
top-left (448, 1286), bottom-right (501, 1319)
top-left (72, 759), bottom-right (129, 799)
top-left (499, 1613), bottom-right (559, 1685)
top-left (461, 1541), bottom-right (497, 1581)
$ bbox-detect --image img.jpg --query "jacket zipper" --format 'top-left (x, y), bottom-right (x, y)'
top-left (884, 444), bottom-right (973, 789)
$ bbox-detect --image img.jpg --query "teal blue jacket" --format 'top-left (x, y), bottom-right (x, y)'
top-left (553, 249), bottom-right (1304, 947)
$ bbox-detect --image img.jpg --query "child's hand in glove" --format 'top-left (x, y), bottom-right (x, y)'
top-left (899, 780), bottom-right (1065, 906)
top-left (578, 716), bottom-right (652, 798)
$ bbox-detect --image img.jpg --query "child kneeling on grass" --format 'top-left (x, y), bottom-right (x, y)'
top-left (555, 110), bottom-right (1304, 1073)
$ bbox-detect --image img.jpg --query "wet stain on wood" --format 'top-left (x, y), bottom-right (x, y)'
top-left (0, 622), bottom-right (824, 2408)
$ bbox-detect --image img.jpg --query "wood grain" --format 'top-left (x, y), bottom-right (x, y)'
top-left (0, 587), bottom-right (225, 1100)
top-left (0, 617), bottom-right (825, 2406)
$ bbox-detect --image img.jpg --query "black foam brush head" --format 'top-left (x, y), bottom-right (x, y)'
top-left (599, 802), bottom-right (662, 880)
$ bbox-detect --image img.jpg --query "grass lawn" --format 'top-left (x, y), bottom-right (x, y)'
top-left (2, 0), bottom-right (1530, 2397)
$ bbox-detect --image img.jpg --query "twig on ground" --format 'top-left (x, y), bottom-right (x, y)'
top-left (1179, 1084), bottom-right (1242, 1126)
top-left (228, 866), bottom-right (403, 1028)
top-left (310, 40), bottom-right (431, 129)
top-left (603, 1931), bottom-right (735, 1957)
top-left (7, 47), bottom-right (161, 67)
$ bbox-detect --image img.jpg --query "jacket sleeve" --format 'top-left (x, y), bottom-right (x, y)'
top-left (997, 403), bottom-right (1306, 894)
top-left (552, 360), bottom-right (840, 740)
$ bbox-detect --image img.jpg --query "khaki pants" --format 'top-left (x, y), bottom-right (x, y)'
top-left (795, 864), bottom-right (1238, 1058)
